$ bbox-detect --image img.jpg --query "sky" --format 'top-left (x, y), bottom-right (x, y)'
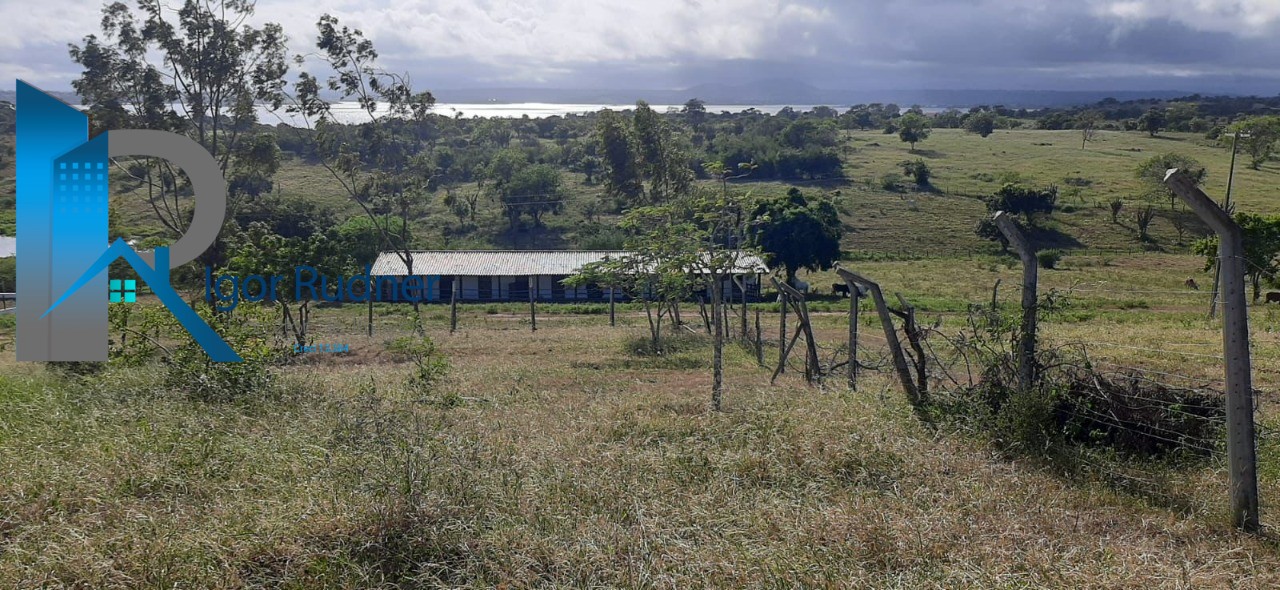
top-left (2, 0), bottom-right (1280, 97)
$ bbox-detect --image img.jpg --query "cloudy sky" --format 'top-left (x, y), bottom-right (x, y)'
top-left (3, 0), bottom-right (1280, 96)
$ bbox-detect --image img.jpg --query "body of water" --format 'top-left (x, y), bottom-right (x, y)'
top-left (255, 102), bottom-right (947, 125)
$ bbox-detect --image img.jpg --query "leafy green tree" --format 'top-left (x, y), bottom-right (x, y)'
top-left (1138, 108), bottom-right (1166, 137)
top-left (750, 187), bottom-right (843, 286)
top-left (964, 111), bottom-right (996, 137)
top-left (596, 110), bottom-right (643, 208)
top-left (986, 183), bottom-right (1057, 224)
top-left (1193, 213), bottom-right (1280, 302)
top-left (69, 0), bottom-right (289, 267)
top-left (502, 164), bottom-right (566, 229)
top-left (1136, 153), bottom-right (1205, 210)
top-left (899, 159), bottom-right (931, 187)
top-left (632, 101), bottom-right (694, 204)
top-left (290, 14), bottom-right (434, 313)
top-left (1223, 115), bottom-right (1280, 169)
top-left (682, 98), bottom-right (707, 130)
top-left (897, 112), bottom-right (931, 151)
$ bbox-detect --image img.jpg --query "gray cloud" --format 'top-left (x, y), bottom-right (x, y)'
top-left (3, 0), bottom-right (1279, 95)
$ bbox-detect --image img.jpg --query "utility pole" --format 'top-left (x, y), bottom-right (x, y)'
top-left (1165, 168), bottom-right (1259, 532)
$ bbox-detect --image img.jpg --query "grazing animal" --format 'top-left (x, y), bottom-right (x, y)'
top-left (833, 283), bottom-right (851, 297)
top-left (1267, 292), bottom-right (1280, 304)
top-left (1185, 278), bottom-right (1199, 290)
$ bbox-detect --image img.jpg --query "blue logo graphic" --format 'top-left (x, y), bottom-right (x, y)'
top-left (17, 81), bottom-right (241, 362)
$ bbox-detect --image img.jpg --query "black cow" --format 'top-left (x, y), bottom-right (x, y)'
top-left (1266, 292), bottom-right (1280, 304)
top-left (832, 283), bottom-right (851, 298)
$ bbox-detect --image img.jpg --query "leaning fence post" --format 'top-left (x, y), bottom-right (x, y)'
top-left (609, 286), bottom-right (616, 327)
top-left (993, 211), bottom-right (1037, 394)
top-left (836, 268), bottom-right (921, 408)
top-left (1165, 168), bottom-right (1259, 532)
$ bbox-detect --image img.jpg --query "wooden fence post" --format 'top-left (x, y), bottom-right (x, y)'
top-left (848, 286), bottom-right (860, 390)
top-left (609, 287), bottom-right (616, 327)
top-left (529, 276), bottom-right (537, 332)
top-left (778, 289), bottom-right (788, 374)
top-left (1165, 168), bottom-right (1259, 532)
top-left (755, 309), bottom-right (764, 367)
top-left (450, 278), bottom-right (458, 333)
top-left (992, 211), bottom-right (1037, 393)
top-left (836, 268), bottom-right (921, 408)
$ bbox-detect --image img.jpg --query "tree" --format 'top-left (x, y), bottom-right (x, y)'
top-left (1076, 111), bottom-right (1102, 149)
top-left (69, 0), bottom-right (289, 268)
top-left (1138, 107), bottom-right (1166, 137)
top-left (290, 14), bottom-right (434, 314)
top-left (964, 111), bottom-right (996, 137)
top-left (1136, 153), bottom-right (1205, 210)
top-left (897, 112), bottom-right (931, 151)
top-left (596, 110), bottom-right (642, 208)
top-left (502, 164), bottom-right (566, 229)
top-left (750, 187), bottom-right (843, 286)
top-left (682, 98), bottom-right (707, 130)
top-left (899, 159), bottom-right (931, 187)
top-left (632, 101), bottom-right (694, 204)
top-left (1224, 115), bottom-right (1280, 170)
top-left (1192, 213), bottom-right (1280, 302)
top-left (986, 183), bottom-right (1057, 224)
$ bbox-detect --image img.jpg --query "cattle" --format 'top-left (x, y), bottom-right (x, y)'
top-left (832, 283), bottom-right (851, 297)
top-left (1267, 292), bottom-right (1280, 304)
top-left (1185, 278), bottom-right (1199, 290)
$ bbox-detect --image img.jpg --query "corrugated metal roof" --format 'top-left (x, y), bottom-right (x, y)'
top-left (370, 250), bottom-right (768, 277)
top-left (0, 236), bottom-right (14, 258)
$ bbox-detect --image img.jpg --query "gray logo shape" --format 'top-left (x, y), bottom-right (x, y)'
top-left (108, 130), bottom-right (226, 268)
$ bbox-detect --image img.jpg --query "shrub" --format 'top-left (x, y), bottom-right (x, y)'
top-left (163, 304), bottom-right (286, 402)
top-left (880, 173), bottom-right (903, 192)
top-left (1037, 250), bottom-right (1062, 269)
top-left (387, 335), bottom-right (449, 388)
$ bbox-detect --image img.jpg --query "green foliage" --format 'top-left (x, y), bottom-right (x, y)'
top-left (336, 215), bottom-right (409, 269)
top-left (974, 218), bottom-right (1009, 252)
top-left (164, 304), bottom-right (285, 402)
top-left (502, 164), bottom-right (566, 228)
top-left (1135, 153), bottom-right (1205, 209)
top-left (1037, 249), bottom-right (1062, 269)
top-left (985, 183), bottom-right (1057, 224)
top-left (964, 111), bottom-right (997, 137)
top-left (1223, 115), bottom-right (1280, 170)
top-left (880, 172), bottom-right (904, 192)
top-left (750, 187), bottom-right (843, 284)
top-left (1138, 108), bottom-right (1166, 137)
top-left (0, 256), bottom-right (13, 291)
top-left (899, 159), bottom-right (932, 187)
top-left (1192, 212), bottom-right (1280, 301)
top-left (386, 335), bottom-right (450, 388)
top-left (897, 112), bottom-right (932, 151)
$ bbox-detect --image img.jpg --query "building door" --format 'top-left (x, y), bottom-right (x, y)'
top-left (478, 276), bottom-right (492, 300)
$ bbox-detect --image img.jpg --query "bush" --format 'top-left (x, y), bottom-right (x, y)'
top-left (387, 335), bottom-right (449, 388)
top-left (880, 173), bottom-right (903, 192)
top-left (1037, 250), bottom-right (1062, 269)
top-left (163, 304), bottom-right (286, 402)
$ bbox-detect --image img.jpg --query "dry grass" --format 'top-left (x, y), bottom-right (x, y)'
top-left (1, 288), bottom-right (1280, 587)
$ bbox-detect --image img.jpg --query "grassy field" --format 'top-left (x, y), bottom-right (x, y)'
top-left (5, 123), bottom-right (1280, 586)
top-left (3, 249), bottom-right (1280, 587)
top-left (98, 126), bottom-right (1279, 259)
